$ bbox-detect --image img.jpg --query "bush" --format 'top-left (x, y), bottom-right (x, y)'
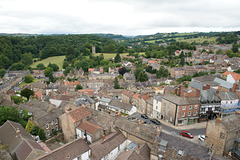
top-left (38, 128), bottom-right (46, 141)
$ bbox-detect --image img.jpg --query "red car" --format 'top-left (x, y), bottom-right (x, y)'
top-left (180, 130), bottom-right (194, 138)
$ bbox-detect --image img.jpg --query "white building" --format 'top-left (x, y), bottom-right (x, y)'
top-left (153, 95), bottom-right (163, 119)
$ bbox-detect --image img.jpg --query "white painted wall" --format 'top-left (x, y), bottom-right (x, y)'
top-left (128, 106), bottom-right (137, 115)
top-left (76, 128), bottom-right (92, 143)
top-left (101, 140), bottom-right (127, 160)
top-left (72, 150), bottom-right (91, 160)
top-left (227, 74), bottom-right (236, 83)
top-left (153, 98), bottom-right (162, 118)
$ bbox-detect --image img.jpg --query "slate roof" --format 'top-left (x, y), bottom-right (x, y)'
top-left (114, 118), bottom-right (159, 143)
top-left (38, 139), bottom-right (90, 160)
top-left (90, 131), bottom-right (127, 160)
top-left (109, 99), bottom-right (133, 111)
top-left (163, 94), bottom-right (200, 105)
top-left (188, 81), bottom-right (203, 89)
top-left (192, 74), bottom-right (221, 86)
top-left (157, 132), bottom-right (210, 160)
top-left (69, 107), bottom-right (91, 123)
top-left (74, 96), bottom-right (95, 106)
top-left (220, 115), bottom-right (240, 131)
top-left (154, 95), bottom-right (162, 102)
top-left (77, 121), bottom-right (102, 135)
top-left (0, 120), bottom-right (33, 154)
top-left (199, 89), bottom-right (220, 103)
top-left (36, 110), bottom-right (61, 127)
top-left (218, 91), bottom-right (238, 100)
top-left (214, 78), bottom-right (233, 89)
top-left (15, 139), bottom-right (45, 160)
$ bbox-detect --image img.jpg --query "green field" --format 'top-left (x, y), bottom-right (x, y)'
top-left (19, 79), bottom-right (43, 88)
top-left (94, 52), bottom-right (145, 59)
top-left (31, 56), bottom-right (65, 70)
top-left (177, 37), bottom-right (217, 43)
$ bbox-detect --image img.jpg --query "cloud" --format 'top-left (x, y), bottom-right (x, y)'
top-left (0, 0), bottom-right (239, 35)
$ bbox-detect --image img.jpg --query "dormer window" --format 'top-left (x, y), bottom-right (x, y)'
top-left (46, 124), bottom-right (49, 129)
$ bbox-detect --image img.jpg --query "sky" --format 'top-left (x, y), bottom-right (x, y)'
top-left (0, 0), bottom-right (240, 35)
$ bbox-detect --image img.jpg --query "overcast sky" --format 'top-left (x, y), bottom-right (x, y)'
top-left (0, 0), bottom-right (240, 35)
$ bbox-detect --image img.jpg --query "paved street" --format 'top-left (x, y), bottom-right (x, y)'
top-left (137, 114), bottom-right (206, 144)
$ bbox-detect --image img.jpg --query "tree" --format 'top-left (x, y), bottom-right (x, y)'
top-left (232, 44), bottom-right (239, 53)
top-left (193, 71), bottom-right (208, 77)
top-left (0, 68), bottom-right (6, 78)
top-left (62, 61), bottom-right (69, 69)
top-left (44, 67), bottom-right (53, 77)
top-left (20, 88), bottom-right (34, 100)
top-left (47, 63), bottom-right (59, 71)
top-left (75, 84), bottom-right (83, 91)
top-left (216, 49), bottom-right (224, 55)
top-left (31, 125), bottom-right (39, 136)
top-left (118, 45), bottom-right (125, 53)
top-left (24, 74), bottom-right (34, 83)
top-left (156, 66), bottom-right (169, 78)
top-left (11, 95), bottom-right (23, 104)
top-left (38, 128), bottom-right (46, 141)
top-left (36, 63), bottom-right (46, 70)
top-left (63, 66), bottom-right (71, 76)
top-left (114, 53), bottom-right (121, 63)
top-left (177, 75), bottom-right (191, 83)
top-left (108, 43), bottom-right (116, 53)
top-left (114, 77), bottom-right (120, 89)
top-left (137, 71), bottom-right (148, 82)
top-left (118, 67), bottom-right (129, 76)
top-left (180, 57), bottom-right (185, 66)
top-left (21, 53), bottom-right (33, 66)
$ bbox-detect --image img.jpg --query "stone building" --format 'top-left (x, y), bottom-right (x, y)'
top-left (162, 94), bottom-right (200, 126)
top-left (205, 115), bottom-right (240, 156)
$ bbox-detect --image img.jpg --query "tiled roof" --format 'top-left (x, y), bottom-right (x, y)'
top-left (38, 139), bottom-right (90, 160)
top-left (69, 107), bottom-right (91, 123)
top-left (141, 94), bottom-right (150, 101)
top-left (109, 99), bottom-right (133, 111)
top-left (64, 81), bottom-right (80, 86)
top-left (214, 78), bottom-right (233, 89)
top-left (148, 60), bottom-right (156, 64)
top-left (132, 93), bottom-right (140, 100)
top-left (122, 90), bottom-right (134, 97)
top-left (78, 89), bottom-right (95, 96)
top-left (88, 68), bottom-right (94, 72)
top-left (77, 121), bottom-right (102, 135)
top-left (218, 91), bottom-right (238, 100)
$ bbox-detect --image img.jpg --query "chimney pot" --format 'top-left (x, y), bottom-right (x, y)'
top-left (16, 128), bottom-right (20, 136)
top-left (102, 135), bottom-right (105, 141)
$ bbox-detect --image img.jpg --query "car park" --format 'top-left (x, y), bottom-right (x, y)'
top-left (180, 130), bottom-right (194, 138)
top-left (150, 119), bottom-right (161, 125)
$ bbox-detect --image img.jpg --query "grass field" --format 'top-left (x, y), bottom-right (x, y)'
top-left (19, 79), bottom-right (43, 88)
top-left (94, 53), bottom-right (145, 59)
top-left (31, 56), bottom-right (65, 70)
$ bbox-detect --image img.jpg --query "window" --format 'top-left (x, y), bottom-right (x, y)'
top-left (46, 124), bottom-right (49, 129)
top-left (201, 108), bottom-right (205, 112)
top-left (189, 106), bottom-right (192, 110)
top-left (220, 132), bottom-right (225, 139)
top-left (55, 119), bottom-right (58, 124)
top-left (194, 105), bottom-right (198, 109)
top-left (182, 106), bottom-right (186, 110)
top-left (55, 125), bottom-right (58, 131)
top-left (193, 111), bottom-right (197, 116)
top-left (164, 103), bottom-right (166, 107)
top-left (182, 112), bottom-right (185, 117)
top-left (188, 112), bottom-right (191, 116)
top-left (46, 130), bottom-right (50, 136)
top-left (156, 106), bottom-right (158, 110)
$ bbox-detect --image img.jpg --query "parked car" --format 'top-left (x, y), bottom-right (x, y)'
top-left (141, 114), bottom-right (149, 119)
top-left (150, 119), bottom-right (161, 125)
top-left (198, 135), bottom-right (205, 141)
top-left (180, 130), bottom-right (194, 138)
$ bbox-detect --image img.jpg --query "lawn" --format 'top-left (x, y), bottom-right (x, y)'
top-left (18, 79), bottom-right (43, 88)
top-left (177, 37), bottom-right (217, 43)
top-left (31, 56), bottom-right (65, 70)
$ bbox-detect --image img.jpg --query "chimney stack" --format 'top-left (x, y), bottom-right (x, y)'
top-left (102, 135), bottom-right (105, 141)
top-left (16, 128), bottom-right (20, 136)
